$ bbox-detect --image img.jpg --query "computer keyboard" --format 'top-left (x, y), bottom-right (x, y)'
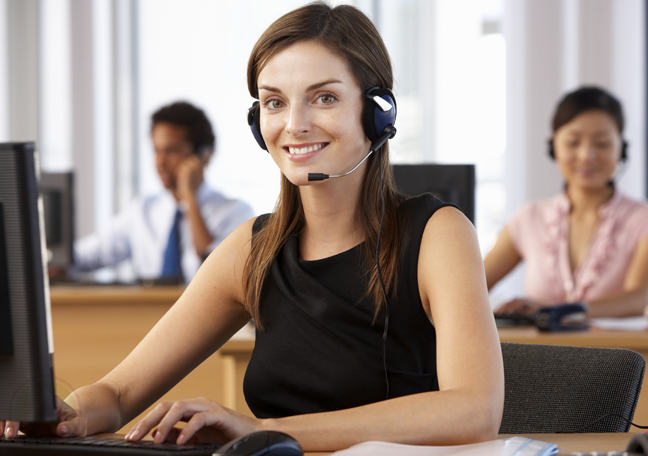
top-left (0, 435), bottom-right (220, 455)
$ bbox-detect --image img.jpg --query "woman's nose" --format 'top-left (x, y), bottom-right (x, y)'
top-left (286, 103), bottom-right (311, 136)
top-left (577, 142), bottom-right (597, 161)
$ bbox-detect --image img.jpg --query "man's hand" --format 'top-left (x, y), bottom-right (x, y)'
top-left (175, 155), bottom-right (205, 202)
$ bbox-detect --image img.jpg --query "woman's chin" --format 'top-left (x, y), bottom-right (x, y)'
top-left (569, 177), bottom-right (614, 192)
top-left (282, 169), bottom-right (322, 187)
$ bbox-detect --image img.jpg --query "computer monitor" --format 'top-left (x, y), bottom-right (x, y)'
top-left (392, 163), bottom-right (476, 225)
top-left (0, 142), bottom-right (57, 422)
top-left (40, 172), bottom-right (75, 268)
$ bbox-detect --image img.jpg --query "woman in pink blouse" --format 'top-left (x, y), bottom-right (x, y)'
top-left (485, 87), bottom-right (648, 317)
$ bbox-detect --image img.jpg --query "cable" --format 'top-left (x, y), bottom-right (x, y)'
top-left (556, 413), bottom-right (648, 433)
top-left (376, 146), bottom-right (390, 400)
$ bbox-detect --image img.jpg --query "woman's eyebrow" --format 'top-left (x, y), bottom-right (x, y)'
top-left (258, 85), bottom-right (282, 94)
top-left (258, 79), bottom-right (343, 95)
top-left (306, 79), bottom-right (342, 92)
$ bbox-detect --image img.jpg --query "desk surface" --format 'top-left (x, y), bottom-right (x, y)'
top-left (498, 325), bottom-right (648, 348)
top-left (50, 285), bottom-right (185, 306)
top-left (92, 433), bottom-right (636, 455)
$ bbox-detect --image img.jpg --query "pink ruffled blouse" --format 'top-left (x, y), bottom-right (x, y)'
top-left (509, 191), bottom-right (648, 304)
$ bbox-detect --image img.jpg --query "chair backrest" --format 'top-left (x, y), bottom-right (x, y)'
top-left (500, 342), bottom-right (645, 433)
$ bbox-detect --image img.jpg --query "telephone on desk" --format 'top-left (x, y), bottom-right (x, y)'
top-left (494, 303), bottom-right (588, 332)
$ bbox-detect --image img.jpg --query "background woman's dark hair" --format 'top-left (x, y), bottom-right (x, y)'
top-left (243, 1), bottom-right (405, 327)
top-left (552, 86), bottom-right (624, 134)
top-left (151, 101), bottom-right (216, 154)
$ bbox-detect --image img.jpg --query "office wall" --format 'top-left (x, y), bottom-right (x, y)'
top-left (0, 0), bottom-right (7, 141)
top-left (5, 0), bottom-right (40, 144)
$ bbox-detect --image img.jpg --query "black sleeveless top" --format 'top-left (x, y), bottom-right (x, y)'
top-left (243, 193), bottom-right (451, 418)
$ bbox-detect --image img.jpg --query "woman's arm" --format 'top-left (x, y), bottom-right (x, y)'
top-left (130, 207), bottom-right (504, 451)
top-left (483, 225), bottom-right (522, 291)
top-left (4, 218), bottom-right (257, 439)
top-left (585, 235), bottom-right (648, 318)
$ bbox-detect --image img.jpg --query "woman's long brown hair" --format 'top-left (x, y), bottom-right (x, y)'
top-left (243, 2), bottom-right (405, 327)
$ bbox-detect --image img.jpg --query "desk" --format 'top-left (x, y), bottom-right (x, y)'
top-left (93, 433), bottom-right (636, 454)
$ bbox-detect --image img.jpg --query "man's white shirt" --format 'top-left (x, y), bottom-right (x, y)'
top-left (73, 184), bottom-right (254, 282)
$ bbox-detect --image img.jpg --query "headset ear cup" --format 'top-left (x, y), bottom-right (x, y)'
top-left (362, 87), bottom-right (397, 146)
top-left (547, 139), bottom-right (555, 160)
top-left (621, 140), bottom-right (628, 161)
top-left (247, 101), bottom-right (267, 151)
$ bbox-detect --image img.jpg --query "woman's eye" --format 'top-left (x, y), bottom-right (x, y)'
top-left (595, 141), bottom-right (612, 149)
top-left (264, 99), bottom-right (285, 109)
top-left (319, 94), bottom-right (336, 104)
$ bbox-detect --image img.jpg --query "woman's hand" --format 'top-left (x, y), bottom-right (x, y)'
top-left (1, 396), bottom-right (87, 439)
top-left (495, 298), bottom-right (543, 315)
top-left (125, 397), bottom-right (261, 445)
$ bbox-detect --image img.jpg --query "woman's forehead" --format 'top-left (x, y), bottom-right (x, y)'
top-left (257, 41), bottom-right (357, 90)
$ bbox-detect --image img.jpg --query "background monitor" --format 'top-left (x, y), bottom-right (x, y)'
top-left (392, 163), bottom-right (476, 225)
top-left (0, 142), bottom-right (57, 422)
top-left (40, 172), bottom-right (75, 268)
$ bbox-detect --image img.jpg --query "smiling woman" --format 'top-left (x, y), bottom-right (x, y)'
top-left (1, 2), bottom-right (504, 452)
top-left (485, 87), bottom-right (648, 319)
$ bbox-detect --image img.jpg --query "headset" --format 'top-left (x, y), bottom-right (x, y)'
top-left (247, 86), bottom-right (397, 400)
top-left (547, 139), bottom-right (628, 162)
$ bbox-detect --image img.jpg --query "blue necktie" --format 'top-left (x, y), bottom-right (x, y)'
top-left (161, 209), bottom-right (182, 278)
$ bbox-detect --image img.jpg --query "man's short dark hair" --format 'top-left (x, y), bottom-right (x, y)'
top-left (151, 101), bottom-right (216, 155)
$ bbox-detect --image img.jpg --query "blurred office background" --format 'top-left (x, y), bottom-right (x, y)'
top-left (0, 0), bottom-right (644, 303)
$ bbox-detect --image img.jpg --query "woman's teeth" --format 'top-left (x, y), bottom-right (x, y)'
top-left (288, 143), bottom-right (325, 155)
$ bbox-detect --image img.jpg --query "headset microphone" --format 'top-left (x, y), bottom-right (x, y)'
top-left (307, 126), bottom-right (396, 181)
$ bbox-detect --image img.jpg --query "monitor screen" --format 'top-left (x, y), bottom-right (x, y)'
top-left (0, 142), bottom-right (57, 422)
top-left (392, 163), bottom-right (476, 225)
top-left (41, 172), bottom-right (75, 268)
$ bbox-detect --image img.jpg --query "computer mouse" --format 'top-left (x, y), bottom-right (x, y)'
top-left (627, 433), bottom-right (648, 454)
top-left (213, 430), bottom-right (303, 456)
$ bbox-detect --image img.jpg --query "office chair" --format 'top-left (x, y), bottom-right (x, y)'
top-left (499, 342), bottom-right (645, 433)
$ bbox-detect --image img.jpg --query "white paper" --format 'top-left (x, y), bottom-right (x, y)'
top-left (328, 437), bottom-right (558, 456)
top-left (589, 316), bottom-right (648, 331)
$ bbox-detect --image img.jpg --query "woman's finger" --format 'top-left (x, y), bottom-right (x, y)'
top-left (126, 401), bottom-right (174, 442)
top-left (152, 400), bottom-right (214, 444)
top-left (56, 396), bottom-right (86, 437)
top-left (3, 420), bottom-right (19, 439)
top-left (175, 411), bottom-right (215, 444)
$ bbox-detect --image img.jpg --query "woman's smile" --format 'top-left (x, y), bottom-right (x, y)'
top-left (284, 142), bottom-right (329, 157)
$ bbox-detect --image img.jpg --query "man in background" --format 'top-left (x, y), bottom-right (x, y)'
top-left (72, 101), bottom-right (254, 283)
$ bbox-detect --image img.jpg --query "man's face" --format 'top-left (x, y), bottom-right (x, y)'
top-left (152, 122), bottom-right (194, 190)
